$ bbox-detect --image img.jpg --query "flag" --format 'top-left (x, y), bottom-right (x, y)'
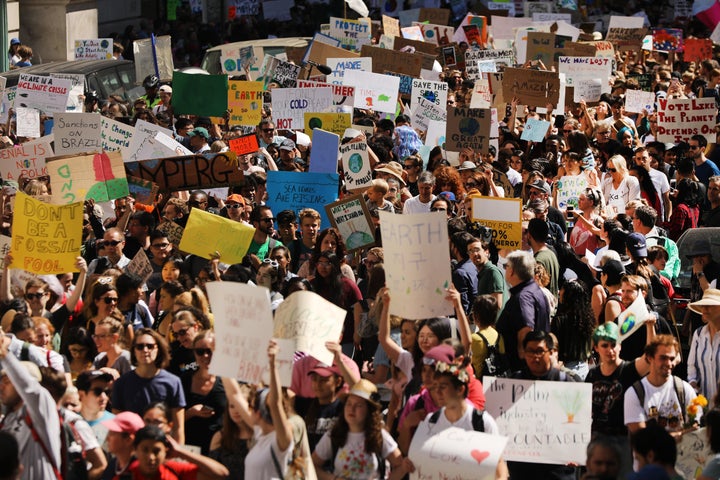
top-left (693, 0), bottom-right (720, 29)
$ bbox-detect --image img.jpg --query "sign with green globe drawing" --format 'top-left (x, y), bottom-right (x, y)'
top-left (340, 140), bottom-right (372, 191)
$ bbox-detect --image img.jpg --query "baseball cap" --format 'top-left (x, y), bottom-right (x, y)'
top-left (188, 127), bottom-right (210, 141)
top-left (625, 232), bottom-right (647, 258)
top-left (76, 370), bottom-right (113, 392)
top-left (158, 85), bottom-right (172, 94)
top-left (601, 259), bottom-right (626, 285)
top-left (101, 411), bottom-right (145, 434)
top-left (308, 361), bottom-right (342, 377)
top-left (226, 194), bottom-right (246, 205)
top-left (279, 139), bottom-right (296, 151)
top-left (529, 179), bottom-right (551, 194)
top-left (10, 38), bottom-right (20, 46)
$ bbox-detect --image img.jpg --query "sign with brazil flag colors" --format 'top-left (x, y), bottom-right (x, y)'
top-left (9, 192), bottom-right (83, 274)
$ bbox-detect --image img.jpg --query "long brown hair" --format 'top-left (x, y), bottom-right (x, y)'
top-left (330, 398), bottom-right (384, 459)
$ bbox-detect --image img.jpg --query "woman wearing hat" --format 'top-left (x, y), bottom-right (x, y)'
top-left (687, 289), bottom-right (720, 401)
top-left (311, 379), bottom-right (414, 479)
top-left (585, 322), bottom-right (651, 476)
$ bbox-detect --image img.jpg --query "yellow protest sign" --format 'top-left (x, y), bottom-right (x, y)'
top-left (471, 196), bottom-right (523, 250)
top-left (10, 192), bottom-right (83, 274)
top-left (178, 208), bottom-right (255, 264)
top-left (304, 112), bottom-right (352, 139)
top-left (228, 80), bottom-right (264, 126)
top-left (46, 150), bottom-right (129, 204)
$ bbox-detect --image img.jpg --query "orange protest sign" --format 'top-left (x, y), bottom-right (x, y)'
top-left (684, 38), bottom-right (713, 63)
top-left (229, 134), bottom-right (260, 156)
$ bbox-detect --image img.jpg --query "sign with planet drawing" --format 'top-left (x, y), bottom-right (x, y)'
top-left (445, 107), bottom-right (491, 153)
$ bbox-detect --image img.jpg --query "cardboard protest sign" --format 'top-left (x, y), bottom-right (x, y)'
top-left (206, 281), bottom-right (274, 384)
top-left (156, 220), bottom-right (185, 247)
top-left (325, 194), bottom-right (375, 252)
top-left (100, 116), bottom-right (135, 153)
top-left (378, 211), bottom-right (453, 319)
top-left (618, 294), bottom-right (652, 341)
top-left (340, 140), bottom-right (372, 192)
top-left (624, 89), bottom-right (656, 114)
top-left (526, 32), bottom-right (556, 67)
top-left (271, 87), bottom-right (333, 130)
top-left (684, 38), bottom-right (713, 62)
top-left (418, 7), bottom-right (451, 25)
top-left (304, 113), bottom-right (351, 138)
top-left (328, 17), bottom-right (372, 51)
top-left (520, 118), bottom-right (551, 142)
top-left (555, 175), bottom-right (588, 210)
top-left (502, 68), bottom-right (560, 108)
top-left (228, 134), bottom-right (260, 156)
top-left (605, 28), bottom-right (647, 50)
top-left (124, 153), bottom-right (245, 191)
top-left (9, 192), bottom-right (83, 275)
top-left (343, 70), bottom-right (400, 114)
top-left (273, 290), bottom-right (346, 365)
top-left (392, 36), bottom-right (439, 56)
top-left (125, 249), bottom-right (154, 283)
top-left (441, 46), bottom-right (458, 67)
top-left (309, 129), bottom-right (340, 174)
top-left (133, 35), bottom-right (174, 82)
top-left (411, 79), bottom-right (449, 109)
top-left (409, 426), bottom-right (507, 480)
top-left (465, 49), bottom-right (515, 77)
top-left (608, 15), bottom-right (644, 30)
top-left (484, 377), bottom-right (592, 465)
top-left (15, 107), bottom-right (40, 138)
top-left (446, 107), bottom-right (491, 153)
top-left (454, 14), bottom-right (488, 46)
top-left (0, 236), bottom-right (11, 270)
top-left (172, 71), bottom-right (229, 117)
top-left (383, 15), bottom-right (400, 37)
top-left (657, 97), bottom-right (716, 144)
top-left (305, 41), bottom-right (359, 67)
top-left (416, 23), bottom-right (454, 46)
top-left (653, 28), bottom-right (683, 51)
top-left (127, 176), bottom-right (159, 204)
top-left (179, 208), bottom-right (255, 264)
top-left (628, 73), bottom-right (653, 92)
top-left (470, 196), bottom-right (522, 249)
top-left (267, 171), bottom-right (340, 229)
top-left (296, 80), bottom-right (355, 109)
top-left (47, 150), bottom-right (128, 204)
top-left (74, 39), bottom-right (113, 60)
top-left (326, 57), bottom-right (372, 84)
top-left (228, 80), bottom-right (264, 126)
top-left (0, 135), bottom-right (53, 181)
top-left (259, 55), bottom-right (302, 89)
top-left (361, 45), bottom-right (424, 77)
top-left (16, 74), bottom-right (72, 113)
top-left (53, 113), bottom-right (102, 156)
top-left (411, 97), bottom-right (447, 132)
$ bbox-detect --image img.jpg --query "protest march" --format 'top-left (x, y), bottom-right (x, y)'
top-left (3, 1), bottom-right (720, 479)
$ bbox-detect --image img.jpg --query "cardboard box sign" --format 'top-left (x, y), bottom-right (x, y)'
top-left (124, 153), bottom-right (246, 192)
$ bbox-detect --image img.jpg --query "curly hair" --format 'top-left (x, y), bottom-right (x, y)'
top-left (432, 165), bottom-right (465, 197)
top-left (330, 399), bottom-right (384, 458)
top-left (310, 228), bottom-right (347, 270)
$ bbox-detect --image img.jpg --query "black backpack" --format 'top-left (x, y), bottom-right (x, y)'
top-left (476, 332), bottom-right (511, 379)
top-left (429, 408), bottom-right (486, 432)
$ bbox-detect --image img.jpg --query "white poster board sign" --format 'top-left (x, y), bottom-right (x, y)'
top-left (555, 175), bottom-right (588, 210)
top-left (206, 281), bottom-right (274, 384)
top-left (483, 377), bottom-right (592, 465)
top-left (557, 57), bottom-right (612, 91)
top-left (0, 134), bottom-right (53, 181)
top-left (624, 89), bottom-right (656, 113)
top-left (50, 73), bottom-right (85, 112)
top-left (411, 79), bottom-right (449, 109)
top-left (657, 97), bottom-right (716, 144)
top-left (16, 74), bottom-right (72, 114)
top-left (412, 97), bottom-right (447, 132)
top-left (53, 113), bottom-right (102, 156)
top-left (344, 70), bottom-right (400, 114)
top-left (74, 39), bottom-right (113, 60)
top-left (409, 426), bottom-right (507, 480)
top-left (101, 116), bottom-right (136, 153)
top-left (272, 290), bottom-right (346, 366)
top-left (271, 87), bottom-right (333, 130)
top-left (326, 57), bottom-right (372, 84)
top-left (378, 211), bottom-right (453, 319)
top-left (15, 107), bottom-right (40, 138)
top-left (573, 78), bottom-right (603, 103)
top-left (340, 140), bottom-right (372, 191)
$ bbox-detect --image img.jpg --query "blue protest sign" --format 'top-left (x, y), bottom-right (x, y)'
top-left (310, 129), bottom-right (340, 174)
top-left (267, 171), bottom-right (340, 229)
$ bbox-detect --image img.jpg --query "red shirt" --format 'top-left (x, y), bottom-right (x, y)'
top-left (126, 459), bottom-right (197, 480)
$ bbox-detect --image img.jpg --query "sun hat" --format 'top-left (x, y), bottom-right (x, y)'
top-left (689, 289), bottom-right (720, 314)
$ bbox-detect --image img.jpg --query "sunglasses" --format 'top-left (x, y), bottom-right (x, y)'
top-left (104, 240), bottom-right (122, 247)
top-left (101, 297), bottom-right (118, 304)
top-left (403, 164), bottom-right (415, 169)
top-left (90, 387), bottom-right (112, 397)
top-left (262, 258), bottom-right (279, 269)
top-left (134, 343), bottom-right (157, 351)
top-left (227, 203), bottom-right (244, 209)
top-left (262, 128), bottom-right (275, 133)
top-left (173, 327), bottom-right (190, 337)
top-left (151, 242), bottom-right (170, 249)
top-left (607, 168), bottom-right (617, 173)
top-left (260, 217), bottom-right (276, 223)
top-left (465, 182), bottom-right (477, 188)
top-left (25, 293), bottom-right (46, 300)
top-left (194, 348), bottom-right (213, 356)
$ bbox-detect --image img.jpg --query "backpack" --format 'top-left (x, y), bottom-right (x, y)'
top-left (476, 332), bottom-right (511, 379)
top-left (429, 408), bottom-right (486, 432)
top-left (631, 376), bottom-right (687, 425)
top-left (23, 407), bottom-right (88, 480)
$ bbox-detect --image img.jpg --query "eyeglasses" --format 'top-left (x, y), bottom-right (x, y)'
top-left (468, 247), bottom-right (483, 254)
top-left (563, 129), bottom-right (573, 133)
top-left (525, 348), bottom-right (550, 357)
top-left (227, 203), bottom-right (244, 209)
top-left (25, 292), bottom-right (46, 300)
top-left (430, 207), bottom-right (447, 212)
top-left (172, 327), bottom-right (191, 337)
top-left (134, 343), bottom-right (157, 351)
top-left (90, 387), bottom-right (112, 397)
top-left (151, 242), bottom-right (170, 249)
top-left (689, 145), bottom-right (700, 150)
top-left (607, 168), bottom-right (617, 173)
top-left (465, 182), bottom-right (477, 189)
top-left (104, 240), bottom-right (123, 247)
top-left (194, 348), bottom-right (213, 356)
top-left (262, 128), bottom-right (275, 133)
top-left (260, 217), bottom-right (276, 223)
top-left (262, 259), bottom-right (279, 269)
top-left (101, 297), bottom-right (118, 304)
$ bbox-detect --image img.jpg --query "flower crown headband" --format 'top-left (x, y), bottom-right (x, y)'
top-left (435, 360), bottom-right (470, 384)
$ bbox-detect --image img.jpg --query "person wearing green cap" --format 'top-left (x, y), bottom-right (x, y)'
top-left (585, 321), bottom-right (652, 476)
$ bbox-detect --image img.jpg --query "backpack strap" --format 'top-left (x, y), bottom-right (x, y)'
top-left (471, 409), bottom-right (485, 432)
top-left (20, 342), bottom-right (30, 362)
top-left (25, 409), bottom-right (62, 479)
top-left (429, 410), bottom-right (442, 424)
top-left (477, 332), bottom-right (491, 349)
top-left (270, 445), bottom-right (285, 479)
top-left (632, 379), bottom-right (645, 407)
top-left (673, 376), bottom-right (686, 424)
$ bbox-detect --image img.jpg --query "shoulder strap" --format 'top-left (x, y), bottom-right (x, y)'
top-left (25, 409), bottom-right (62, 479)
top-left (21, 341), bottom-right (30, 361)
top-left (267, 237), bottom-right (278, 251)
top-left (471, 409), bottom-right (485, 432)
top-left (429, 410), bottom-right (442, 424)
top-left (632, 379), bottom-right (645, 406)
top-left (673, 376), bottom-right (686, 424)
top-left (415, 394), bottom-right (425, 412)
top-left (270, 445), bottom-right (285, 479)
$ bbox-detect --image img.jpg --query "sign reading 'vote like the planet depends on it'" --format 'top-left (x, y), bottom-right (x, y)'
top-left (445, 107), bottom-right (491, 153)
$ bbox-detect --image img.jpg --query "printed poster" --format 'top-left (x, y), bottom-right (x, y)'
top-left (470, 196), bottom-right (523, 250)
top-left (378, 211), bottom-right (453, 319)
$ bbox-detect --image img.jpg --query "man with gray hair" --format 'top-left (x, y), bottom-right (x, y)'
top-left (496, 250), bottom-right (551, 372)
top-left (402, 171), bottom-right (436, 214)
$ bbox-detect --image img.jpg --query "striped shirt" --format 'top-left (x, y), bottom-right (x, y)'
top-left (687, 324), bottom-right (720, 400)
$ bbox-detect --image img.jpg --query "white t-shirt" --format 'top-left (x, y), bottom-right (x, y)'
top-left (648, 168), bottom-right (670, 218)
top-left (403, 195), bottom-right (436, 214)
top-left (417, 403), bottom-right (499, 435)
top-left (314, 429), bottom-right (397, 479)
top-left (623, 377), bottom-right (696, 432)
top-left (245, 428), bottom-right (295, 479)
top-left (602, 175), bottom-right (640, 217)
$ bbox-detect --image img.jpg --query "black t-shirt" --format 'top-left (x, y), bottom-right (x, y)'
top-left (306, 398), bottom-right (343, 451)
top-left (585, 360), bottom-right (642, 435)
